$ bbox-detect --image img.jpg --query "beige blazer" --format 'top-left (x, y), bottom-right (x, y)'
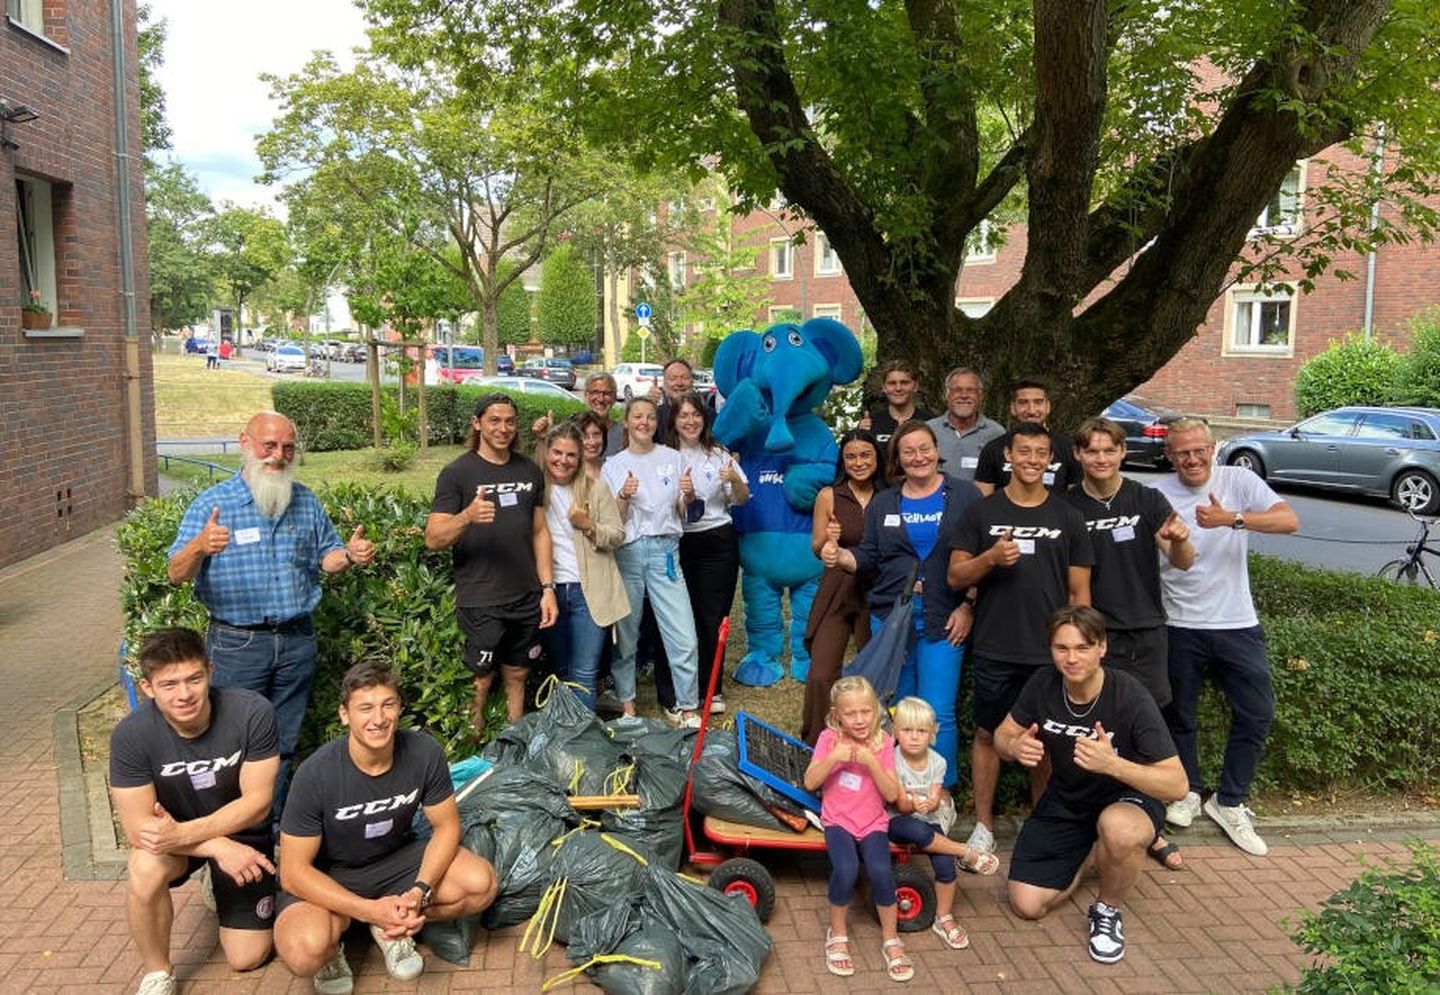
top-left (562, 481), bottom-right (631, 628)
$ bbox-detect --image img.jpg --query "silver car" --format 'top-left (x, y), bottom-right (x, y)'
top-left (1217, 406), bottom-right (1440, 514)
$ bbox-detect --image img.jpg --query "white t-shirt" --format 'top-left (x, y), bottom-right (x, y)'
top-left (893, 745), bottom-right (955, 833)
top-left (1154, 465), bottom-right (1284, 629)
top-left (602, 446), bottom-right (685, 544)
top-left (545, 484), bottom-right (581, 584)
top-left (677, 444), bottom-right (748, 533)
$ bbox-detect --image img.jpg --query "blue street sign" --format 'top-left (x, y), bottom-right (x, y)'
top-left (635, 302), bottom-right (652, 320)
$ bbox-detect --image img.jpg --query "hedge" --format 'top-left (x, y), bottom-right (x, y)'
top-left (117, 485), bottom-right (1440, 792)
top-left (272, 381), bottom-right (586, 453)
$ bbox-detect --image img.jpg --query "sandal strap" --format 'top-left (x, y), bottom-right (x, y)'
top-left (826, 934), bottom-right (850, 948)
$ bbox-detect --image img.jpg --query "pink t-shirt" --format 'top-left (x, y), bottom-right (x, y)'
top-left (814, 728), bottom-right (896, 839)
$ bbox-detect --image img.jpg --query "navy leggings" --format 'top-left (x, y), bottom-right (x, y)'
top-left (824, 826), bottom-right (896, 907)
top-left (888, 814), bottom-right (956, 883)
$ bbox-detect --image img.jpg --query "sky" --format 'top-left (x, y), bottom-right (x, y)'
top-left (147, 0), bottom-right (370, 211)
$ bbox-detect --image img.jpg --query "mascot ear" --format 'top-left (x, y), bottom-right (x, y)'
top-left (802, 317), bottom-right (865, 385)
top-left (713, 330), bottom-right (761, 395)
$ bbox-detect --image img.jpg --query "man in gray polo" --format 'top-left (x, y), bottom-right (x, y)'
top-left (927, 367), bottom-right (1004, 481)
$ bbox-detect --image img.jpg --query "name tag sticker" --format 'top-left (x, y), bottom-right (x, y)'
top-left (189, 770), bottom-right (217, 790)
top-left (1016, 538), bottom-right (1036, 554)
top-left (499, 491), bottom-right (519, 507)
top-left (961, 456), bottom-right (978, 469)
top-left (235, 527), bottom-right (261, 546)
top-left (883, 514), bottom-right (902, 528)
top-left (1112, 525), bottom-right (1136, 542)
top-left (837, 771), bottom-right (863, 792)
top-left (1043, 472), bottom-right (1056, 486)
top-left (364, 819), bottom-right (394, 839)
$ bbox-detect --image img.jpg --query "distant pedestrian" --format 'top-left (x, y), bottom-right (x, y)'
top-left (219, 339), bottom-right (234, 362)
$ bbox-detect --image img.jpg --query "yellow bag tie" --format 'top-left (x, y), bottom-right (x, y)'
top-left (604, 762), bottom-right (635, 797)
top-left (535, 673), bottom-right (588, 709)
top-left (541, 954), bottom-right (663, 991)
top-left (599, 832), bottom-right (649, 866)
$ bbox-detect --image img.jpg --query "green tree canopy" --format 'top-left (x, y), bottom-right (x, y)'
top-left (536, 242), bottom-right (597, 346)
top-left (205, 206), bottom-right (290, 336)
top-left (145, 161), bottom-right (216, 333)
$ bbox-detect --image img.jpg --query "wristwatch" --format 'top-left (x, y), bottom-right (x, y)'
top-left (412, 880), bottom-right (433, 909)
top-left (540, 582), bottom-right (556, 591)
top-left (1232, 512), bottom-right (1246, 530)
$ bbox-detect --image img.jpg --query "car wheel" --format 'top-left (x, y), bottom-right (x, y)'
top-left (623, 385), bottom-right (634, 400)
top-left (1227, 449), bottom-right (1266, 479)
top-left (1392, 469), bottom-right (1440, 515)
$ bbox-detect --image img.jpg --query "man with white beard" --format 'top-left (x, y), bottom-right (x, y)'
top-left (168, 412), bottom-right (375, 821)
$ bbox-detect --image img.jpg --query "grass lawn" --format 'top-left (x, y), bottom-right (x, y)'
top-left (152, 353), bottom-right (275, 438)
top-left (159, 443), bottom-right (471, 498)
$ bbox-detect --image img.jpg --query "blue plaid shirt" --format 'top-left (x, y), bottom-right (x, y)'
top-left (169, 474), bottom-right (343, 626)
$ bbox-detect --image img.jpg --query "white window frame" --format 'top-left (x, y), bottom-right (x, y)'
top-left (1250, 161), bottom-right (1306, 238)
top-left (955, 297), bottom-right (994, 318)
top-left (16, 175), bottom-right (57, 317)
top-left (1223, 284), bottom-right (1296, 356)
top-left (812, 303), bottom-right (842, 321)
top-left (769, 238), bottom-right (793, 280)
top-left (667, 250), bottom-right (686, 290)
top-left (965, 219), bottom-right (996, 264)
top-left (814, 232), bottom-right (841, 276)
top-left (7, 0), bottom-right (43, 33)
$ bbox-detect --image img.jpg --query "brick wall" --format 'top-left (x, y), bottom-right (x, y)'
top-left (0, 0), bottom-right (155, 571)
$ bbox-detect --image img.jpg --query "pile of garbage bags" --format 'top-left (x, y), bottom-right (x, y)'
top-left (419, 680), bottom-right (783, 992)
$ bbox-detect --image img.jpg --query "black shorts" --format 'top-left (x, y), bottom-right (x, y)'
top-left (1103, 627), bottom-right (1170, 708)
top-left (456, 597), bottom-right (542, 677)
top-left (972, 656), bottom-right (1042, 733)
top-left (275, 837), bottom-right (427, 917)
top-left (1008, 792), bottom-right (1165, 892)
top-left (169, 836), bottom-right (276, 931)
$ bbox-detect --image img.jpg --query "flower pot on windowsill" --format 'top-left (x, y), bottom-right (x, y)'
top-left (21, 310), bottom-right (53, 330)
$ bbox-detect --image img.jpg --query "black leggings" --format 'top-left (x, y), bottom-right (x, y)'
top-left (679, 524), bottom-right (740, 698)
top-left (824, 827), bottom-right (896, 907)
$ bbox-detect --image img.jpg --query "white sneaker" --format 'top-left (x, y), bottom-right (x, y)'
top-left (136, 970), bottom-right (176, 995)
top-left (662, 706), bottom-right (685, 725)
top-left (709, 693), bottom-right (726, 715)
top-left (679, 712), bottom-right (703, 729)
top-left (197, 862), bottom-right (216, 912)
top-left (965, 821), bottom-right (995, 855)
top-left (1166, 791), bottom-right (1202, 828)
top-left (370, 925), bottom-right (424, 981)
top-left (312, 943), bottom-right (353, 995)
top-left (1204, 796), bottom-right (1269, 856)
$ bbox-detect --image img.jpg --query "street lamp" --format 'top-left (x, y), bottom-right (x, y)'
top-left (0, 98), bottom-right (40, 151)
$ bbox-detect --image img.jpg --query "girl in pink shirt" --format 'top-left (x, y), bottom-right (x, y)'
top-left (804, 676), bottom-right (912, 982)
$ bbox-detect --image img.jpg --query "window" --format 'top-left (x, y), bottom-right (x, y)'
top-left (768, 305), bottom-right (802, 323)
top-left (769, 238), bottom-right (793, 280)
top-left (813, 304), bottom-right (842, 321)
top-left (1226, 285), bottom-right (1295, 354)
top-left (1251, 162), bottom-right (1304, 236)
top-left (7, 0), bottom-right (43, 32)
top-left (955, 298), bottom-right (994, 318)
top-left (1235, 403), bottom-right (1271, 420)
top-left (965, 220), bottom-right (996, 263)
top-left (1413, 420), bottom-right (1437, 441)
top-left (1354, 413), bottom-right (1411, 440)
top-left (16, 176), bottom-right (57, 317)
top-left (814, 233), bottom-right (841, 276)
top-left (667, 251), bottom-right (686, 289)
top-left (695, 197), bottom-right (716, 212)
top-left (1295, 412), bottom-right (1357, 436)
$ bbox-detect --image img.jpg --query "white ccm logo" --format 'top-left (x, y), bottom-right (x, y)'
top-left (487, 481), bottom-right (535, 494)
top-left (1041, 720), bottom-right (1115, 741)
top-left (160, 750), bottom-right (242, 777)
top-left (987, 525), bottom-right (1062, 539)
top-left (1086, 515), bottom-right (1141, 533)
top-left (335, 789), bottom-right (419, 821)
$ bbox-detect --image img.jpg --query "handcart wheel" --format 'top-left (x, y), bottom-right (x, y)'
top-left (708, 857), bottom-right (777, 922)
top-left (892, 862), bottom-right (936, 932)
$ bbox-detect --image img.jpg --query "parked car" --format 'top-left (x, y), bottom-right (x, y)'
top-left (1100, 395), bottom-right (1185, 467)
top-left (341, 342), bottom-right (367, 363)
top-left (611, 363), bottom-right (664, 400)
top-left (1217, 405), bottom-right (1440, 514)
top-left (463, 375), bottom-right (578, 403)
top-left (692, 368), bottom-right (718, 398)
top-left (517, 357), bottom-right (577, 389)
top-left (266, 343), bottom-right (308, 373)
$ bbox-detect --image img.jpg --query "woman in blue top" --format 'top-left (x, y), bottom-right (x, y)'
top-left (823, 420), bottom-right (981, 784)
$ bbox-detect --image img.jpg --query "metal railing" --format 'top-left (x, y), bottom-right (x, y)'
top-left (156, 453), bottom-right (236, 481)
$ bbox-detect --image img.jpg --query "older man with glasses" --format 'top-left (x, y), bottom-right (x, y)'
top-left (926, 367), bottom-right (1005, 481)
top-left (532, 372), bottom-right (625, 455)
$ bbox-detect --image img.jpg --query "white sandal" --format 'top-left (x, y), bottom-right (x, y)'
top-left (931, 913), bottom-right (970, 949)
top-left (825, 929), bottom-right (854, 977)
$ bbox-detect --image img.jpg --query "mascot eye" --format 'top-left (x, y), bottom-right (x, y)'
top-left (787, 330), bottom-right (803, 347)
top-left (762, 335), bottom-right (777, 352)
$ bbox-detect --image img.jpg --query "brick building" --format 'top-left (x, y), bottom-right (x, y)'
top-left (1, 0), bottom-right (154, 570)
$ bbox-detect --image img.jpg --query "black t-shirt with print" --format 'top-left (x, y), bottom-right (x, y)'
top-left (869, 406), bottom-right (936, 452)
top-left (952, 491), bottom-right (1094, 665)
top-left (432, 450), bottom-right (546, 607)
top-left (1062, 478), bottom-right (1173, 630)
top-left (109, 688), bottom-right (278, 847)
top-left (973, 429), bottom-right (1082, 492)
top-left (280, 729), bottom-right (452, 872)
top-left (1009, 666), bottom-right (1176, 812)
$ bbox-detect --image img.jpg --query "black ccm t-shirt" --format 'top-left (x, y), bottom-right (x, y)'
top-left (869, 406), bottom-right (936, 451)
top-left (1062, 478), bottom-right (1174, 631)
top-left (109, 687), bottom-right (278, 848)
top-left (973, 430), bottom-right (1082, 492)
top-left (432, 450), bottom-right (546, 607)
top-left (1009, 666), bottom-right (1176, 812)
top-left (952, 491), bottom-right (1094, 666)
top-left (280, 729), bottom-right (452, 871)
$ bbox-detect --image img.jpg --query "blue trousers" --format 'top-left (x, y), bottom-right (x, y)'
top-left (888, 814), bottom-right (956, 882)
top-left (872, 606), bottom-right (964, 786)
top-left (824, 826), bottom-right (896, 907)
top-left (614, 536), bottom-right (700, 710)
top-left (541, 582), bottom-right (607, 709)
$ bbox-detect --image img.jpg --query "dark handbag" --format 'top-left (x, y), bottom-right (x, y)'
top-left (841, 562), bottom-right (919, 702)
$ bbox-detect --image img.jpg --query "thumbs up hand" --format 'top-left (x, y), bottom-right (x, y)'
top-left (467, 485), bottom-right (497, 524)
top-left (720, 456), bottom-right (741, 486)
top-left (620, 471), bottom-right (639, 499)
top-left (1073, 721), bottom-right (1118, 775)
top-left (990, 528), bottom-right (1021, 567)
top-left (345, 524), bottom-right (376, 566)
top-left (820, 536), bottom-right (840, 569)
top-left (1195, 492), bottom-right (1231, 529)
top-left (1016, 722), bottom-right (1045, 768)
top-left (198, 507), bottom-right (230, 556)
top-left (531, 410), bottom-right (554, 437)
top-left (825, 512), bottom-right (842, 545)
top-left (680, 465), bottom-right (695, 501)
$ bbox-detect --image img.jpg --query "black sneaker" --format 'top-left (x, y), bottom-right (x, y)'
top-left (1087, 902), bottom-right (1125, 963)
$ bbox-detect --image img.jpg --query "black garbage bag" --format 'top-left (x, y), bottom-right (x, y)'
top-left (641, 863), bottom-right (772, 995)
top-left (604, 716), bottom-right (698, 766)
top-left (482, 678), bottom-right (622, 795)
top-left (599, 754), bottom-right (687, 870)
top-left (558, 899), bottom-right (688, 995)
top-left (521, 830), bottom-right (646, 951)
top-left (690, 729), bottom-right (805, 830)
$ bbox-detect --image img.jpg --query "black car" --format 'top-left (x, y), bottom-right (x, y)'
top-left (1100, 395), bottom-right (1185, 467)
top-left (517, 357), bottom-right (577, 390)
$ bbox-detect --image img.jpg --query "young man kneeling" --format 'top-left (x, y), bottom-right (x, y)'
top-left (274, 663), bottom-right (497, 993)
top-left (994, 606), bottom-right (1187, 964)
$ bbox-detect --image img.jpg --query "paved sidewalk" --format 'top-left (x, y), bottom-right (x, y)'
top-left (1, 527), bottom-right (1434, 993)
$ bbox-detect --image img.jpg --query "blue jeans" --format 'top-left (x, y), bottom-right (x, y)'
top-left (614, 536), bottom-right (700, 710)
top-left (1164, 625), bottom-right (1275, 806)
top-left (542, 583), bottom-right (607, 709)
top-left (888, 814), bottom-right (956, 883)
top-left (824, 826), bottom-right (896, 907)
top-left (871, 602), bottom-right (964, 786)
top-left (205, 617), bottom-right (317, 821)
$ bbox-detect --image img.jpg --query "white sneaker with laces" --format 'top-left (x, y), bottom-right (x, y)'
top-left (370, 925), bottom-right (424, 981)
top-left (312, 943), bottom-right (353, 995)
top-left (709, 693), bottom-right (726, 715)
top-left (1203, 795), bottom-right (1269, 856)
top-left (965, 821), bottom-right (995, 855)
top-left (135, 970), bottom-right (176, 995)
top-left (1166, 790), bottom-right (1202, 828)
top-left (679, 712), bottom-right (702, 729)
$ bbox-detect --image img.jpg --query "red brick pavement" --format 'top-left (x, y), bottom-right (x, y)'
top-left (1, 528), bottom-right (1433, 993)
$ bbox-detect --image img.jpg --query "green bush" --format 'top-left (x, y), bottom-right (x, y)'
top-left (1401, 307), bottom-right (1440, 409)
top-left (1287, 842), bottom-right (1440, 993)
top-left (368, 442), bottom-right (418, 472)
top-left (1294, 333), bottom-right (1404, 417)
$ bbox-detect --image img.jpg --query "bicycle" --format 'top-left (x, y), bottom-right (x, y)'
top-left (1375, 509), bottom-right (1440, 588)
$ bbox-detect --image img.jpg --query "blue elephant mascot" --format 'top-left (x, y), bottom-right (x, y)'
top-left (712, 317), bottom-right (865, 687)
